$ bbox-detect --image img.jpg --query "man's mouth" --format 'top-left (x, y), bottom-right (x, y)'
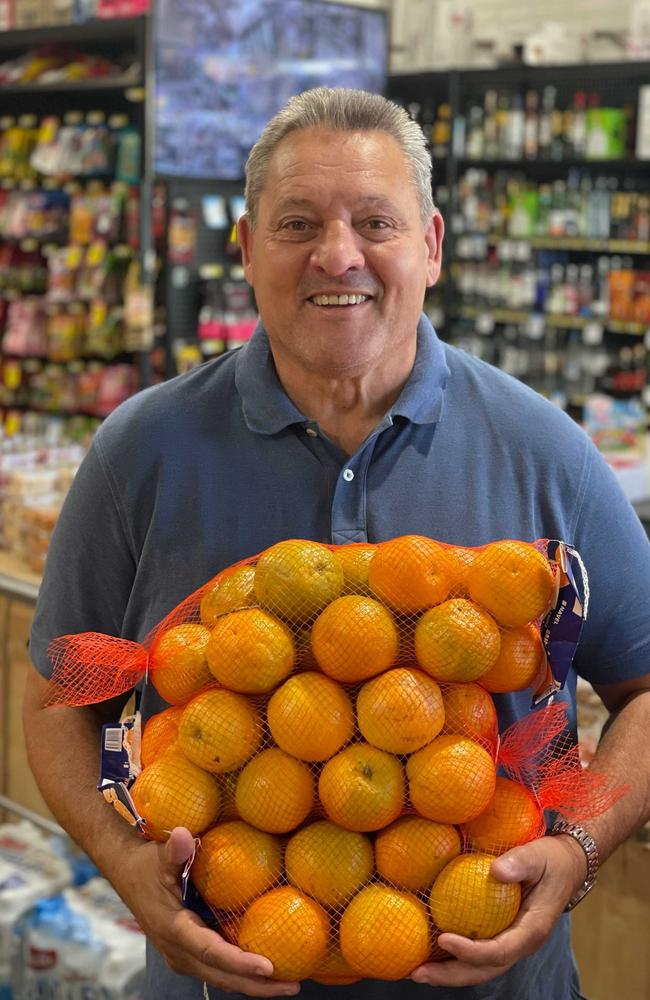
top-left (308, 293), bottom-right (371, 307)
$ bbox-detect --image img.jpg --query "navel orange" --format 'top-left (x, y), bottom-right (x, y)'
top-left (356, 667), bottom-right (445, 754)
top-left (267, 672), bottom-right (354, 762)
top-left (407, 734), bottom-right (496, 824)
top-left (429, 853), bottom-right (521, 939)
top-left (238, 887), bottom-right (330, 981)
top-left (340, 884), bottom-right (431, 979)
top-left (414, 599), bottom-right (501, 683)
top-left (468, 540), bottom-right (556, 629)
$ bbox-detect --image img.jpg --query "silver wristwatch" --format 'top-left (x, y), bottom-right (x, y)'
top-left (549, 819), bottom-right (599, 911)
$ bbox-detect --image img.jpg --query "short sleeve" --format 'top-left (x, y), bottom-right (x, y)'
top-left (572, 443), bottom-right (650, 685)
top-left (29, 436), bottom-right (137, 679)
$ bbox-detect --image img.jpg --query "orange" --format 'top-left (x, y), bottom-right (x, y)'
top-left (356, 667), bottom-right (445, 754)
top-left (235, 748), bottom-right (314, 834)
top-left (468, 540), bottom-right (556, 629)
top-left (130, 752), bottom-right (221, 841)
top-left (199, 565), bottom-right (256, 626)
top-left (340, 884), bottom-right (431, 979)
top-left (178, 688), bottom-right (262, 774)
top-left (429, 853), bottom-right (521, 939)
top-left (463, 776), bottom-right (543, 854)
top-left (311, 945), bottom-right (360, 985)
top-left (253, 539), bottom-right (344, 621)
top-left (149, 623), bottom-right (213, 704)
top-left (375, 816), bottom-right (461, 892)
top-left (191, 820), bottom-right (282, 912)
top-left (334, 543), bottom-right (378, 594)
top-left (479, 624), bottom-right (545, 693)
top-left (407, 734), bottom-right (496, 824)
top-left (285, 820), bottom-right (374, 907)
top-left (238, 887), bottom-right (330, 981)
top-left (442, 682), bottom-right (498, 747)
top-left (367, 535), bottom-right (453, 613)
top-left (447, 545), bottom-right (477, 597)
top-left (311, 595), bottom-right (399, 683)
top-left (205, 608), bottom-right (295, 694)
top-left (414, 599), bottom-right (501, 683)
top-left (140, 706), bottom-right (184, 767)
top-left (267, 672), bottom-right (354, 762)
top-left (318, 743), bottom-right (405, 832)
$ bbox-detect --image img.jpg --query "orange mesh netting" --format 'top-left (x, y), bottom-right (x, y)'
top-left (43, 534), bottom-right (624, 981)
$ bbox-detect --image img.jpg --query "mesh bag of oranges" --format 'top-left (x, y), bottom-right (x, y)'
top-left (44, 535), bottom-right (624, 983)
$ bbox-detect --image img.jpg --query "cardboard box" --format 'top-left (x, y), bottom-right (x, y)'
top-left (0, 0), bottom-right (15, 31)
top-left (13, 0), bottom-right (42, 28)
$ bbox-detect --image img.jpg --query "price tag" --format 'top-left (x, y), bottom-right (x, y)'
top-left (476, 313), bottom-right (495, 335)
top-left (526, 314), bottom-right (545, 340)
top-left (582, 322), bottom-right (604, 345)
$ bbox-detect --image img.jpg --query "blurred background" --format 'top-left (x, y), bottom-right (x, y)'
top-left (1, 2), bottom-right (650, 997)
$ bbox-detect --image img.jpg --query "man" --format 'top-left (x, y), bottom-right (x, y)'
top-left (24, 88), bottom-right (650, 999)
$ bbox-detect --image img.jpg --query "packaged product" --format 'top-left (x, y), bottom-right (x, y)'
top-left (43, 536), bottom-right (623, 982)
top-left (11, 876), bottom-right (145, 999)
top-left (0, 821), bottom-right (74, 997)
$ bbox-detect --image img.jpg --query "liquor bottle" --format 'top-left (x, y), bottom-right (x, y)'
top-left (432, 103), bottom-right (451, 160)
top-left (572, 91), bottom-right (588, 158)
top-left (538, 86), bottom-right (557, 159)
top-left (506, 93), bottom-right (525, 160)
top-left (524, 90), bottom-right (539, 160)
top-left (484, 90), bottom-right (499, 159)
top-left (466, 105), bottom-right (485, 160)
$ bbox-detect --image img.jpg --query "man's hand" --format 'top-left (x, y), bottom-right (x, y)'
top-left (409, 834), bottom-right (587, 988)
top-left (118, 827), bottom-right (300, 998)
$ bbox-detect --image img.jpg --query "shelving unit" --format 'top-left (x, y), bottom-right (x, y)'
top-left (0, 15), bottom-right (157, 428)
top-left (389, 62), bottom-right (650, 422)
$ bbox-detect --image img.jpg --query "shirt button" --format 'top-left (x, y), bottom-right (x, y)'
top-left (343, 468), bottom-right (354, 482)
top-left (305, 427), bottom-right (318, 437)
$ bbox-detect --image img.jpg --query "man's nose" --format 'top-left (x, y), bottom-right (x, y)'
top-left (309, 221), bottom-right (365, 274)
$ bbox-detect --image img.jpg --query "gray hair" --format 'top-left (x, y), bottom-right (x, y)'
top-left (244, 87), bottom-right (434, 228)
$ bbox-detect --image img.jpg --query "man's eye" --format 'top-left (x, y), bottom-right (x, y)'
top-left (364, 218), bottom-right (391, 230)
top-left (282, 219), bottom-right (310, 231)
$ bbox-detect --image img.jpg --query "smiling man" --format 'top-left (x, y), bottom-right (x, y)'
top-left (23, 89), bottom-right (650, 1000)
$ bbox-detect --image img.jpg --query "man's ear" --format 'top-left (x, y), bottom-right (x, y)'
top-left (425, 210), bottom-right (445, 288)
top-left (237, 215), bottom-right (254, 286)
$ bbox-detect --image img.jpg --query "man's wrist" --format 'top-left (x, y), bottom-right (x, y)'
top-left (548, 820), bottom-right (599, 911)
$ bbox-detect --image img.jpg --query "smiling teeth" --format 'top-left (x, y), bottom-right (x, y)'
top-left (312, 294), bottom-right (368, 306)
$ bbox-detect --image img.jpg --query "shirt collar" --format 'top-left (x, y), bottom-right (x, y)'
top-left (235, 313), bottom-right (449, 436)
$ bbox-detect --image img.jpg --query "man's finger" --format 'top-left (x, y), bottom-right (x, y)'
top-left (164, 826), bottom-right (197, 868)
top-left (411, 958), bottom-right (510, 988)
top-left (169, 912), bottom-right (275, 979)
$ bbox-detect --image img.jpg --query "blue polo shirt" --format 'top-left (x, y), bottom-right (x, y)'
top-left (31, 314), bottom-right (650, 1000)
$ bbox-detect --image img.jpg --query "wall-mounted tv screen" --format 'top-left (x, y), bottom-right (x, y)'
top-left (154, 0), bottom-right (388, 180)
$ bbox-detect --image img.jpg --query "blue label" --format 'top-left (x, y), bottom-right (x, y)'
top-left (534, 541), bottom-right (587, 706)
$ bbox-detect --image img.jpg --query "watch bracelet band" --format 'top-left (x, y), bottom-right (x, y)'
top-left (549, 819), bottom-right (599, 911)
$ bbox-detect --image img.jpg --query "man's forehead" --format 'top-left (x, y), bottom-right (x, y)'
top-left (269, 126), bottom-right (404, 170)
top-left (271, 192), bottom-right (402, 214)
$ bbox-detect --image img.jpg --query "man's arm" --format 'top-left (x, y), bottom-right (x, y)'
top-left (411, 674), bottom-right (650, 989)
top-left (23, 667), bottom-right (299, 998)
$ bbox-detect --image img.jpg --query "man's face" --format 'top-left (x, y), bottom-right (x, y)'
top-left (238, 127), bottom-right (443, 378)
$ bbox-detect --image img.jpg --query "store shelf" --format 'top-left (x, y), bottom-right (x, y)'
top-left (453, 305), bottom-right (648, 335)
top-left (0, 76), bottom-right (143, 94)
top-left (0, 550), bottom-right (40, 601)
top-left (0, 16), bottom-right (146, 50)
top-left (474, 234), bottom-right (650, 255)
top-left (456, 157), bottom-right (649, 171)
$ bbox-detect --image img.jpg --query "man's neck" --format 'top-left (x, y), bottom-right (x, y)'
top-left (273, 349), bottom-right (416, 456)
